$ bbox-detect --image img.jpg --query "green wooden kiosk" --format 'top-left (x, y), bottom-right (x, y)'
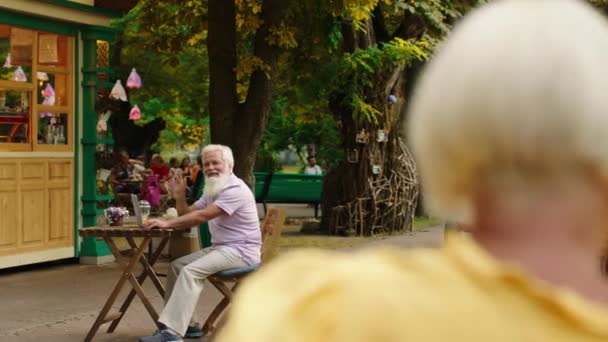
top-left (0, 0), bottom-right (136, 269)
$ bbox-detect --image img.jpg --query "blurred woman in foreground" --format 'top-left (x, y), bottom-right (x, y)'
top-left (217, 1), bottom-right (608, 341)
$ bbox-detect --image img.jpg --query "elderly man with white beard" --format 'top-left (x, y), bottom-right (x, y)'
top-left (140, 144), bottom-right (261, 342)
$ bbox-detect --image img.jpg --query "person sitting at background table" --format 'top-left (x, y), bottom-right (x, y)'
top-left (109, 149), bottom-right (137, 194)
top-left (129, 154), bottom-right (151, 181)
top-left (150, 154), bottom-right (169, 193)
top-left (216, 1), bottom-right (608, 341)
top-left (139, 144), bottom-right (261, 342)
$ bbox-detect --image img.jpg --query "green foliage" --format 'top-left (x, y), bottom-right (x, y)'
top-left (112, 1), bottom-right (210, 154)
top-left (337, 38), bottom-right (430, 123)
top-left (260, 96), bottom-right (343, 172)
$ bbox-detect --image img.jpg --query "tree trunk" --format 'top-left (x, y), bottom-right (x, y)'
top-left (321, 14), bottom-right (422, 236)
top-left (207, 0), bottom-right (290, 187)
top-left (322, 65), bottom-right (418, 235)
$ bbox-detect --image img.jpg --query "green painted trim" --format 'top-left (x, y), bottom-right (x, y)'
top-left (0, 10), bottom-right (78, 36)
top-left (80, 237), bottom-right (111, 257)
top-left (41, 0), bottom-right (123, 18)
top-left (81, 26), bottom-right (116, 41)
top-left (73, 36), bottom-right (80, 257)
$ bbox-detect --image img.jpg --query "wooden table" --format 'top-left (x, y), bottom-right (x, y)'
top-left (79, 225), bottom-right (181, 342)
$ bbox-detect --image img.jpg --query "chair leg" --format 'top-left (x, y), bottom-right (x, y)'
top-left (203, 279), bottom-right (239, 335)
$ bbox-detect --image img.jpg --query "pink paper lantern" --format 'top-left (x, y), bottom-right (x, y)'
top-left (126, 68), bottom-right (142, 89)
top-left (129, 105), bottom-right (142, 121)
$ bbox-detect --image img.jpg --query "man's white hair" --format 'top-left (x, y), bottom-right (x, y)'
top-left (201, 144), bottom-right (235, 172)
top-left (408, 0), bottom-right (608, 223)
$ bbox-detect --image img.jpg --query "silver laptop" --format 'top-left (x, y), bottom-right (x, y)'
top-left (131, 194), bottom-right (145, 228)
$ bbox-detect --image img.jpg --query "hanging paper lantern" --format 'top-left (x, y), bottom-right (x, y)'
top-left (39, 111), bottom-right (55, 118)
top-left (12, 66), bottom-right (27, 82)
top-left (3, 53), bottom-right (11, 68)
top-left (126, 68), bottom-right (142, 89)
top-left (109, 80), bottom-right (128, 101)
top-left (387, 95), bottom-right (397, 104)
top-left (39, 84), bottom-right (56, 118)
top-left (37, 72), bottom-right (49, 81)
top-left (97, 119), bottom-right (107, 133)
top-left (97, 111), bottom-right (112, 132)
top-left (129, 105), bottom-right (141, 121)
top-left (43, 83), bottom-right (55, 99)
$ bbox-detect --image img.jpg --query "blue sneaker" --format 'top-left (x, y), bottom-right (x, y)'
top-left (139, 329), bottom-right (183, 342)
top-left (184, 323), bottom-right (204, 338)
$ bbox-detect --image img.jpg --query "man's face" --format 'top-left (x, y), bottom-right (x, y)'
top-left (203, 150), bottom-right (227, 178)
top-left (308, 158), bottom-right (316, 166)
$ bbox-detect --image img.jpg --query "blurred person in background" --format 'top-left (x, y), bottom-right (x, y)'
top-left (217, 0), bottom-right (608, 341)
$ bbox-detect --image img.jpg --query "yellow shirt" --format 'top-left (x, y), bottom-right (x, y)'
top-left (217, 235), bottom-right (608, 342)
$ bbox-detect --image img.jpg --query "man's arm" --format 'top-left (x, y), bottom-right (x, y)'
top-left (144, 204), bottom-right (224, 230)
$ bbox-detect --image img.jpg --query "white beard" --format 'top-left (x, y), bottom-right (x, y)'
top-left (203, 173), bottom-right (230, 199)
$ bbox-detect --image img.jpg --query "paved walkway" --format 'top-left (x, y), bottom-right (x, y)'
top-left (0, 225), bottom-right (444, 342)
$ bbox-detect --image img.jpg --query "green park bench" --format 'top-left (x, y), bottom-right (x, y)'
top-left (254, 172), bottom-right (323, 218)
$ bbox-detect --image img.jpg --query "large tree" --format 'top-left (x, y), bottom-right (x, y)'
top-left (271, 0), bottom-right (485, 235)
top-left (118, 0), bottom-right (486, 235)
top-left (121, 0), bottom-right (293, 185)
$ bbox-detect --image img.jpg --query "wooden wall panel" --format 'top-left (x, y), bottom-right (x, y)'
top-left (0, 163), bottom-right (17, 192)
top-left (48, 188), bottom-right (71, 243)
top-left (21, 189), bottom-right (46, 246)
top-left (0, 191), bottom-right (18, 253)
top-left (0, 158), bottom-right (73, 257)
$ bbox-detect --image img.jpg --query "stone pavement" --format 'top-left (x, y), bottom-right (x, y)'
top-left (0, 224), bottom-right (444, 342)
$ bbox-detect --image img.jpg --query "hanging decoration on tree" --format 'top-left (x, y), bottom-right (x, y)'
top-left (376, 129), bottom-right (387, 143)
top-left (3, 53), bottom-right (11, 68)
top-left (39, 84), bottom-right (55, 118)
top-left (97, 111), bottom-right (112, 133)
top-left (356, 129), bottom-right (369, 144)
top-left (109, 80), bottom-right (128, 101)
top-left (387, 94), bottom-right (397, 104)
top-left (129, 105), bottom-right (141, 121)
top-left (12, 66), bottom-right (27, 82)
top-left (347, 148), bottom-right (359, 163)
top-left (126, 68), bottom-right (142, 89)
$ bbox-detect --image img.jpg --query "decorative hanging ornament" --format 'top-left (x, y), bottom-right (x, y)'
top-left (129, 105), bottom-right (141, 121)
top-left (37, 72), bottom-right (49, 81)
top-left (387, 94), bottom-right (397, 104)
top-left (97, 111), bottom-right (112, 133)
top-left (12, 66), bottom-right (27, 82)
top-left (3, 53), bottom-right (11, 68)
top-left (126, 68), bottom-right (142, 89)
top-left (43, 83), bottom-right (55, 99)
top-left (39, 111), bottom-right (55, 118)
top-left (40, 84), bottom-right (56, 118)
top-left (96, 119), bottom-right (107, 133)
top-left (109, 80), bottom-right (128, 101)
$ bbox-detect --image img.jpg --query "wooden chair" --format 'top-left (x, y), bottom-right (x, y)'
top-left (202, 207), bottom-right (286, 336)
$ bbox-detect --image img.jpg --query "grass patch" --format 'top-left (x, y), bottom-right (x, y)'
top-left (279, 216), bottom-right (441, 251)
top-left (279, 165), bottom-right (302, 174)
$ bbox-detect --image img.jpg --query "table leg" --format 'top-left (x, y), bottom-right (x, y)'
top-left (104, 237), bottom-right (161, 327)
top-left (107, 237), bottom-right (169, 333)
top-left (83, 236), bottom-right (151, 342)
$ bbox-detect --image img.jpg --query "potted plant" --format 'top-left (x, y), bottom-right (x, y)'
top-left (104, 206), bottom-right (129, 226)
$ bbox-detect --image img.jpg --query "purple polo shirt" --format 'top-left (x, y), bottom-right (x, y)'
top-left (193, 174), bottom-right (261, 265)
